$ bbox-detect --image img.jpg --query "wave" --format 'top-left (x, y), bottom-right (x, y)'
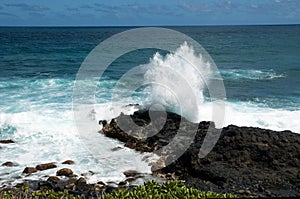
top-left (221, 69), bottom-right (286, 80)
top-left (142, 42), bottom-right (213, 122)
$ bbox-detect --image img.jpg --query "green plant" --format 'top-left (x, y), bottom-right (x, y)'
top-left (0, 180), bottom-right (237, 199)
top-left (103, 180), bottom-right (237, 199)
top-left (0, 187), bottom-right (81, 199)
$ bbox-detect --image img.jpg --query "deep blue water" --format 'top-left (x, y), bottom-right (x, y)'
top-left (1, 26), bottom-right (299, 109)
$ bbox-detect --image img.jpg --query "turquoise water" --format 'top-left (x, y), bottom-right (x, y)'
top-left (0, 26), bottom-right (299, 185)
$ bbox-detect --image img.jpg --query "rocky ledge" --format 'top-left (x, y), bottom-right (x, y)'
top-left (100, 109), bottom-right (300, 197)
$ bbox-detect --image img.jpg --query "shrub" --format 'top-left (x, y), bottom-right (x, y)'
top-left (103, 180), bottom-right (237, 199)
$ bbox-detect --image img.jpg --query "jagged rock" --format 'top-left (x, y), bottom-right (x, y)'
top-left (36, 163), bottom-right (57, 171)
top-left (100, 109), bottom-right (300, 197)
top-left (0, 140), bottom-right (14, 144)
top-left (62, 160), bottom-right (75, 165)
top-left (23, 167), bottom-right (37, 174)
top-left (56, 168), bottom-right (73, 177)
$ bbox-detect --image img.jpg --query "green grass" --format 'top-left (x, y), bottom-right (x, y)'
top-left (0, 180), bottom-right (237, 199)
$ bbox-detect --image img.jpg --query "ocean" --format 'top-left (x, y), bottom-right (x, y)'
top-left (0, 25), bottom-right (299, 185)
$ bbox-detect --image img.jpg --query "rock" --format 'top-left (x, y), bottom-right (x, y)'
top-left (47, 176), bottom-right (60, 184)
top-left (65, 183), bottom-right (75, 190)
top-left (118, 181), bottom-right (128, 187)
top-left (97, 181), bottom-right (106, 187)
top-left (38, 181), bottom-right (53, 191)
top-left (0, 140), bottom-right (14, 144)
top-left (99, 120), bottom-right (108, 126)
top-left (62, 160), bottom-right (75, 165)
top-left (36, 163), bottom-right (57, 171)
top-left (23, 167), bottom-right (38, 174)
top-left (123, 170), bottom-right (141, 177)
top-left (56, 168), bottom-right (73, 177)
top-left (75, 177), bottom-right (86, 185)
top-left (76, 181), bottom-right (91, 192)
top-left (1, 161), bottom-right (14, 167)
top-left (111, 146), bottom-right (123, 151)
top-left (100, 109), bottom-right (300, 197)
top-left (94, 183), bottom-right (105, 191)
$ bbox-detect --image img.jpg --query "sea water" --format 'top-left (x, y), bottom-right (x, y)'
top-left (0, 26), bottom-right (299, 185)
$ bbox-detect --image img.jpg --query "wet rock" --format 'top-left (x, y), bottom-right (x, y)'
top-left (97, 181), bottom-right (106, 187)
top-left (118, 181), bottom-right (128, 187)
top-left (123, 170), bottom-right (141, 178)
top-left (1, 161), bottom-right (14, 167)
top-left (65, 183), bottom-right (75, 190)
top-left (62, 160), bottom-right (75, 165)
top-left (56, 168), bottom-right (73, 177)
top-left (47, 176), bottom-right (60, 184)
top-left (75, 177), bottom-right (86, 185)
top-left (0, 140), bottom-right (14, 144)
top-left (23, 167), bottom-right (37, 174)
top-left (111, 146), bottom-right (123, 151)
top-left (94, 183), bottom-right (105, 191)
top-left (76, 181), bottom-right (90, 192)
top-left (38, 181), bottom-right (53, 191)
top-left (36, 163), bottom-right (57, 171)
top-left (101, 109), bottom-right (300, 197)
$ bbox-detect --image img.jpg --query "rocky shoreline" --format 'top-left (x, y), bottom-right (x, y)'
top-left (100, 109), bottom-right (300, 198)
top-left (0, 157), bottom-right (158, 198)
top-left (1, 108), bottom-right (299, 198)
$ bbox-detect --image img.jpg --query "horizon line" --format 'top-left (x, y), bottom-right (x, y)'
top-left (0, 23), bottom-right (299, 28)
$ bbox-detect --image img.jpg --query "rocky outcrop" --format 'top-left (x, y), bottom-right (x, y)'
top-left (100, 109), bottom-right (300, 197)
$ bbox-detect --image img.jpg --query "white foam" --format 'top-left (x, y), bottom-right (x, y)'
top-left (0, 103), bottom-right (154, 186)
top-left (196, 101), bottom-right (299, 133)
top-left (221, 69), bottom-right (286, 80)
top-left (143, 42), bottom-right (212, 122)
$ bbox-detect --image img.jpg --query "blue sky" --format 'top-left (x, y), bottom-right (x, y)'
top-left (0, 0), bottom-right (299, 26)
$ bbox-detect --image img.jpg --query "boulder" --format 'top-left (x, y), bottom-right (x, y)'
top-left (1, 161), bottom-right (14, 167)
top-left (23, 167), bottom-right (37, 174)
top-left (56, 168), bottom-right (73, 177)
top-left (123, 170), bottom-right (141, 177)
top-left (0, 140), bottom-right (14, 144)
top-left (36, 163), bottom-right (57, 171)
top-left (62, 160), bottom-right (75, 165)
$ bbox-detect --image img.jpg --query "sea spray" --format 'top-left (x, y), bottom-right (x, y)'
top-left (143, 42), bottom-right (212, 122)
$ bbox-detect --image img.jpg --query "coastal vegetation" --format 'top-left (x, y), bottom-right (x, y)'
top-left (0, 180), bottom-right (236, 199)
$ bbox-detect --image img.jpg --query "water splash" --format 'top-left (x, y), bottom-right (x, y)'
top-left (143, 42), bottom-right (212, 122)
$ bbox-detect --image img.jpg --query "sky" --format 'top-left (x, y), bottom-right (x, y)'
top-left (0, 0), bottom-right (299, 26)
